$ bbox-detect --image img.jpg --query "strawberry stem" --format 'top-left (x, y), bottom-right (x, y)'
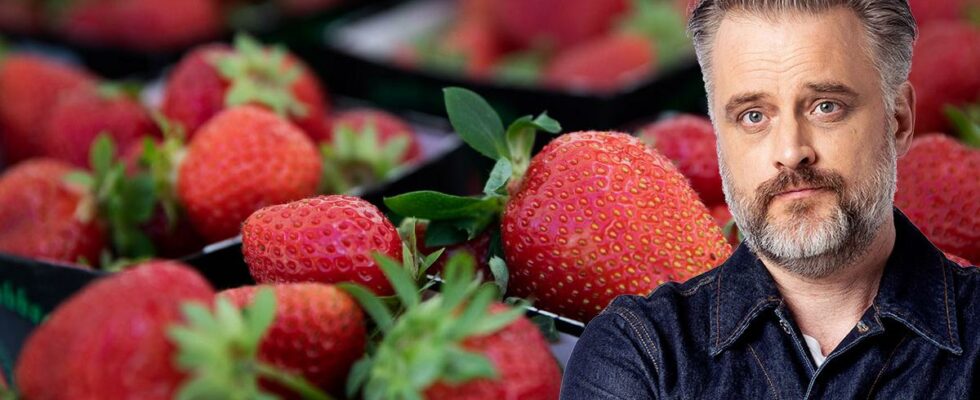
top-left (254, 363), bottom-right (334, 400)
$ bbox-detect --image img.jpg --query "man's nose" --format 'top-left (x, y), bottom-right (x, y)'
top-left (771, 116), bottom-right (816, 170)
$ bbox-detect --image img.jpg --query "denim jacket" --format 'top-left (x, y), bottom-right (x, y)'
top-left (561, 209), bottom-right (979, 399)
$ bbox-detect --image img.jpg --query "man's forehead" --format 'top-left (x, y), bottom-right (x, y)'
top-left (708, 7), bottom-right (877, 103)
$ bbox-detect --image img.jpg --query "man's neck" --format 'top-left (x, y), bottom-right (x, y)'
top-left (762, 217), bottom-right (896, 357)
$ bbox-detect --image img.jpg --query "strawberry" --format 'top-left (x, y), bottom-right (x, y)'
top-left (219, 283), bottom-right (366, 397)
top-left (41, 85), bottom-right (160, 168)
top-left (491, 0), bottom-right (627, 50)
top-left (139, 205), bottom-right (206, 258)
top-left (908, 22), bottom-right (980, 134)
top-left (321, 108), bottom-right (423, 192)
top-left (386, 88), bottom-right (731, 323)
top-left (639, 114), bottom-right (723, 206)
top-left (177, 105), bottom-right (321, 242)
top-left (544, 34), bottom-right (656, 93)
top-left (0, 159), bottom-right (105, 266)
top-left (162, 36), bottom-right (330, 141)
top-left (908, 0), bottom-right (975, 28)
top-left (895, 134), bottom-right (979, 264)
top-left (439, 19), bottom-right (505, 79)
top-left (342, 252), bottom-right (562, 400)
top-left (15, 261), bottom-right (214, 399)
top-left (57, 0), bottom-right (220, 51)
top-left (330, 108), bottom-right (422, 163)
top-left (0, 55), bottom-right (95, 164)
top-left (503, 131), bottom-right (731, 321)
top-left (241, 195), bottom-right (403, 295)
top-left (422, 303), bottom-right (562, 400)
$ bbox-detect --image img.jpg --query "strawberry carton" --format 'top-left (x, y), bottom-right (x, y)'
top-left (299, 0), bottom-right (706, 132)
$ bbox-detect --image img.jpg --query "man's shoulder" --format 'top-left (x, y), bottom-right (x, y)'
top-left (600, 267), bottom-right (720, 333)
top-left (948, 258), bottom-right (980, 303)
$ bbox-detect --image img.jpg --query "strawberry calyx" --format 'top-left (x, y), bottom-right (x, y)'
top-left (339, 252), bottom-right (526, 400)
top-left (64, 134), bottom-right (159, 264)
top-left (383, 88), bottom-right (560, 252)
top-left (168, 288), bottom-right (335, 400)
top-left (212, 34), bottom-right (307, 119)
top-left (945, 104), bottom-right (980, 148)
top-left (320, 120), bottom-right (412, 194)
top-left (139, 113), bottom-right (188, 231)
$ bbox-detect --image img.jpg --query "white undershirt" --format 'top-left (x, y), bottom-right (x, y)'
top-left (802, 334), bottom-right (827, 367)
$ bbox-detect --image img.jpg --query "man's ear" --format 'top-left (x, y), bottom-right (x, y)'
top-left (893, 81), bottom-right (915, 157)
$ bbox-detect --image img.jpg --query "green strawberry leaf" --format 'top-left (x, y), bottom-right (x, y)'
top-left (444, 87), bottom-right (507, 160)
top-left (945, 105), bottom-right (980, 148)
top-left (530, 315), bottom-right (561, 342)
top-left (488, 256), bottom-right (509, 296)
top-left (373, 253), bottom-right (421, 309)
top-left (346, 357), bottom-right (373, 399)
top-left (384, 191), bottom-right (503, 220)
top-left (90, 133), bottom-right (115, 181)
top-left (483, 159), bottom-right (513, 196)
top-left (337, 283), bottom-right (395, 333)
top-left (441, 347), bottom-right (498, 384)
top-left (423, 220), bottom-right (469, 247)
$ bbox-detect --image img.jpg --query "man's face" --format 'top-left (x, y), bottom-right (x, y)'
top-left (709, 8), bottom-right (898, 277)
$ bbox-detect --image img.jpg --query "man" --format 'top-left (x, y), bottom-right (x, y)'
top-left (561, 1), bottom-right (979, 398)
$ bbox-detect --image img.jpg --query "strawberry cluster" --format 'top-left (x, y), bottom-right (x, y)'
top-left (397, 0), bottom-right (692, 93)
top-left (0, 35), bottom-right (423, 267)
top-left (0, 0), bottom-right (348, 52)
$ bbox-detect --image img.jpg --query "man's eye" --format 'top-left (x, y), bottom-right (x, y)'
top-left (815, 101), bottom-right (839, 114)
top-left (740, 111), bottom-right (765, 125)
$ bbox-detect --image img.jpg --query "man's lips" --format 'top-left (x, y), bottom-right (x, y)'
top-left (774, 186), bottom-right (828, 199)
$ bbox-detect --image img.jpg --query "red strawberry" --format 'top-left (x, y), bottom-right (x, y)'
top-left (41, 85), bottom-right (160, 168)
top-left (908, 0), bottom-right (973, 27)
top-left (423, 304), bottom-right (562, 400)
top-left (330, 108), bottom-right (422, 163)
top-left (177, 106), bottom-right (321, 242)
top-left (241, 195), bottom-right (403, 295)
top-left (344, 251), bottom-right (561, 400)
top-left (896, 134), bottom-right (979, 264)
top-left (0, 55), bottom-right (95, 164)
top-left (639, 114), bottom-right (723, 206)
top-left (162, 36), bottom-right (330, 141)
top-left (416, 221), bottom-right (492, 277)
top-left (491, 0), bottom-right (627, 50)
top-left (544, 34), bottom-right (656, 93)
top-left (219, 283), bottom-right (366, 397)
top-left (909, 22), bottom-right (980, 134)
top-left (15, 261), bottom-right (214, 399)
top-left (57, 0), bottom-right (220, 51)
top-left (440, 19), bottom-right (505, 79)
top-left (502, 131), bottom-right (731, 321)
top-left (0, 159), bottom-right (105, 266)
top-left (139, 205), bottom-right (207, 258)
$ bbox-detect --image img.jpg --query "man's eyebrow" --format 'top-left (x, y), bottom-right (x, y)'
top-left (804, 81), bottom-right (858, 97)
top-left (724, 92), bottom-right (767, 117)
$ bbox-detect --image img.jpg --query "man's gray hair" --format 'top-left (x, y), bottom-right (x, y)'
top-left (688, 0), bottom-right (917, 115)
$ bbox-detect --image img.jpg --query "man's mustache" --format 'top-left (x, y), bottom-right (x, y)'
top-left (754, 167), bottom-right (847, 211)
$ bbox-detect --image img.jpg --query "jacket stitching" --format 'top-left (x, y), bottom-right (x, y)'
top-left (747, 343), bottom-right (780, 400)
top-left (608, 306), bottom-right (663, 377)
top-left (865, 332), bottom-right (910, 400)
top-left (939, 258), bottom-right (955, 347)
top-left (678, 275), bottom-right (716, 296)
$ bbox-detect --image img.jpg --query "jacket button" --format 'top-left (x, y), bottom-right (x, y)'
top-left (856, 321), bottom-right (869, 333)
top-left (780, 320), bottom-right (792, 334)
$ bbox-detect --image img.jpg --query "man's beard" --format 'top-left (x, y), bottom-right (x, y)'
top-left (719, 137), bottom-right (897, 279)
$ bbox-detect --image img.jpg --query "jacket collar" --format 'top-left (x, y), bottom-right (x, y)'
top-left (708, 208), bottom-right (961, 356)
